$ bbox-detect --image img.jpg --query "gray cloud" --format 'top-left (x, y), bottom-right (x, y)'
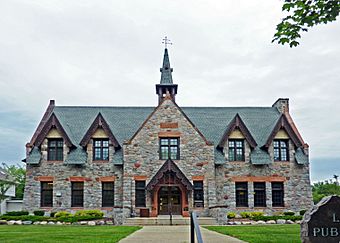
top-left (0, 0), bottom-right (339, 180)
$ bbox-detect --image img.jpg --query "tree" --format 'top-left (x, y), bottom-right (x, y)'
top-left (0, 166), bottom-right (16, 214)
top-left (3, 164), bottom-right (26, 199)
top-left (273, 0), bottom-right (340, 47)
top-left (312, 178), bottom-right (340, 204)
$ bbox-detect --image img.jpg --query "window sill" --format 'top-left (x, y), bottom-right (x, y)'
top-left (236, 206), bottom-right (249, 209)
top-left (46, 160), bottom-right (63, 163)
top-left (93, 160), bottom-right (109, 163)
top-left (101, 207), bottom-right (114, 210)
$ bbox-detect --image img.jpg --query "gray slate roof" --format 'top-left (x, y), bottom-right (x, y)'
top-left (27, 105), bottom-right (308, 165)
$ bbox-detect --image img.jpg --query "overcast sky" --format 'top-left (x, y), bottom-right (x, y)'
top-left (0, 0), bottom-right (339, 182)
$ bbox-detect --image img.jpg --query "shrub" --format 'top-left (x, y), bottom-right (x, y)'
top-left (33, 210), bottom-right (45, 216)
top-left (283, 211), bottom-right (295, 216)
top-left (4, 211), bottom-right (29, 216)
top-left (50, 212), bottom-right (56, 218)
top-left (227, 212), bottom-right (236, 219)
top-left (300, 209), bottom-right (307, 216)
top-left (250, 212), bottom-right (264, 218)
top-left (55, 211), bottom-right (73, 218)
top-left (240, 212), bottom-right (251, 218)
top-left (251, 215), bottom-right (302, 222)
top-left (74, 209), bottom-right (104, 218)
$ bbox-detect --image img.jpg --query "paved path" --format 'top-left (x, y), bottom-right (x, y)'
top-left (119, 226), bottom-right (245, 243)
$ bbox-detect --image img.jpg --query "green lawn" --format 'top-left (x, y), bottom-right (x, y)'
top-left (0, 225), bottom-right (141, 243)
top-left (205, 225), bottom-right (301, 243)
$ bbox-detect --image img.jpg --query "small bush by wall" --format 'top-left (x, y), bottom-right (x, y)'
top-left (33, 210), bottom-right (45, 216)
top-left (4, 211), bottom-right (29, 216)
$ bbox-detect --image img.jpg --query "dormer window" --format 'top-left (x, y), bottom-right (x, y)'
top-left (228, 139), bottom-right (245, 161)
top-left (93, 139), bottom-right (109, 161)
top-left (47, 138), bottom-right (63, 161)
top-left (273, 140), bottom-right (289, 161)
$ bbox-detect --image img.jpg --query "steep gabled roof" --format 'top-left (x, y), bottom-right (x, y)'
top-left (34, 113), bottom-right (74, 147)
top-left (263, 114), bottom-right (303, 148)
top-left (29, 100), bottom-right (55, 146)
top-left (217, 113), bottom-right (257, 149)
top-left (127, 97), bottom-right (212, 145)
top-left (80, 112), bottom-right (121, 149)
top-left (146, 159), bottom-right (193, 191)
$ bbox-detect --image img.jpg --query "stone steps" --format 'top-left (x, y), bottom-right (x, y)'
top-left (123, 216), bottom-right (218, 226)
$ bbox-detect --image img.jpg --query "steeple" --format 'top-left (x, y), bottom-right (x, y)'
top-left (160, 48), bottom-right (173, 84)
top-left (156, 45), bottom-right (178, 105)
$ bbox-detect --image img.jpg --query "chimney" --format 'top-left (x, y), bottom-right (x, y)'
top-left (272, 98), bottom-right (289, 113)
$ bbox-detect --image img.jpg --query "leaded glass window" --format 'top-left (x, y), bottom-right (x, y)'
top-left (193, 181), bottom-right (204, 207)
top-left (160, 138), bottom-right (180, 160)
top-left (93, 139), bottom-right (109, 161)
top-left (236, 182), bottom-right (248, 207)
top-left (41, 182), bottom-right (53, 207)
top-left (71, 182), bottom-right (84, 207)
top-left (254, 182), bottom-right (266, 207)
top-left (228, 139), bottom-right (245, 161)
top-left (48, 139), bottom-right (63, 161)
top-left (102, 182), bottom-right (114, 207)
top-left (272, 182), bottom-right (284, 207)
top-left (135, 181), bottom-right (146, 207)
top-left (273, 140), bottom-right (289, 161)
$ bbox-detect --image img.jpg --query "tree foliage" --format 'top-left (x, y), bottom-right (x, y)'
top-left (312, 178), bottom-right (340, 204)
top-left (273, 0), bottom-right (340, 47)
top-left (3, 164), bottom-right (26, 199)
top-left (0, 164), bottom-right (26, 200)
top-left (0, 167), bottom-right (16, 207)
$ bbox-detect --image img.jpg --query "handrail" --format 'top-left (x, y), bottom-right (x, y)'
top-left (190, 211), bottom-right (203, 243)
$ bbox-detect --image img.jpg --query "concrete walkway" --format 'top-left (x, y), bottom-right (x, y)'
top-left (119, 226), bottom-right (245, 243)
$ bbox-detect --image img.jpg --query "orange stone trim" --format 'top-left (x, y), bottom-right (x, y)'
top-left (160, 122), bottom-right (179, 129)
top-left (231, 176), bottom-right (286, 182)
top-left (35, 176), bottom-right (54, 182)
top-left (68, 176), bottom-right (92, 182)
top-left (192, 175), bottom-right (205, 181)
top-left (158, 131), bottom-right (181, 137)
top-left (134, 175), bottom-right (147, 181)
top-left (96, 176), bottom-right (116, 182)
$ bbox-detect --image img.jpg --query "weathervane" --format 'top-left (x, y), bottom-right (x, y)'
top-left (162, 36), bottom-right (173, 49)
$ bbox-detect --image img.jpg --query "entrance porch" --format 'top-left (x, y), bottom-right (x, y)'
top-left (146, 159), bottom-right (193, 217)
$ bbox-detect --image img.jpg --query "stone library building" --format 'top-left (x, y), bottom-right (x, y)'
top-left (23, 48), bottom-right (313, 224)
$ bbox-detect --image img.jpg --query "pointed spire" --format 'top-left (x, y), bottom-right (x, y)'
top-left (160, 48), bottom-right (173, 84)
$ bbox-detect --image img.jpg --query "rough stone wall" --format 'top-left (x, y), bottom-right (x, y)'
top-left (215, 138), bottom-right (313, 222)
top-left (23, 139), bottom-right (124, 224)
top-left (123, 98), bottom-right (215, 217)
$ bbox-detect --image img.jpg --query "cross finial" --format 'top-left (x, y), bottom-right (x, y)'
top-left (162, 36), bottom-right (172, 49)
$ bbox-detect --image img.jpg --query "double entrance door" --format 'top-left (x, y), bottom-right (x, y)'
top-left (158, 186), bottom-right (182, 215)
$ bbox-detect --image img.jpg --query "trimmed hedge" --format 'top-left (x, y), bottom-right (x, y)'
top-left (4, 211), bottom-right (29, 216)
top-left (227, 212), bottom-right (236, 219)
top-left (283, 211), bottom-right (295, 216)
top-left (252, 215), bottom-right (302, 221)
top-left (33, 210), bottom-right (45, 216)
top-left (74, 210), bottom-right (104, 217)
top-left (55, 211), bottom-right (72, 218)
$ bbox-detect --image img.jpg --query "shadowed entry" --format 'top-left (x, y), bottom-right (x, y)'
top-left (146, 159), bottom-right (193, 216)
top-left (158, 186), bottom-right (182, 215)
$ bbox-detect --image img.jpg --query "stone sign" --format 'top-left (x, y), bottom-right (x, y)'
top-left (301, 195), bottom-right (340, 243)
